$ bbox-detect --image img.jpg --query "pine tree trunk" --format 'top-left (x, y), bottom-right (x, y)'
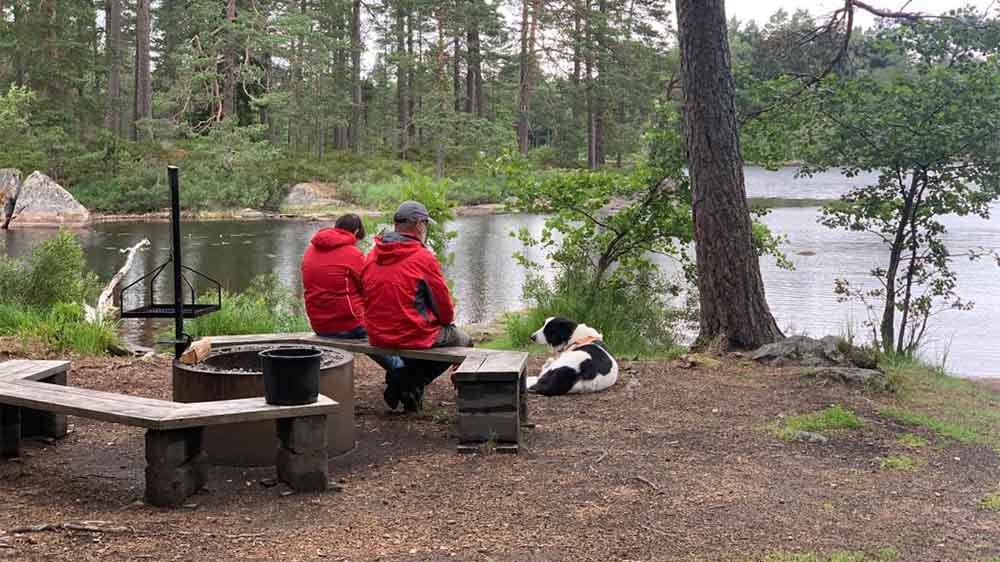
top-left (675, 0), bottom-right (782, 349)
top-left (453, 36), bottom-right (462, 112)
top-left (350, 0), bottom-right (362, 151)
top-left (222, 0), bottom-right (237, 120)
top-left (396, 2), bottom-right (409, 158)
top-left (104, 0), bottom-right (122, 136)
top-left (131, 0), bottom-right (152, 141)
top-left (465, 24), bottom-right (485, 117)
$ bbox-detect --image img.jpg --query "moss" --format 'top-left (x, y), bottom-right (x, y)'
top-left (980, 491), bottom-right (1000, 512)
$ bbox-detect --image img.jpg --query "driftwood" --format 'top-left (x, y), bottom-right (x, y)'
top-left (0, 175), bottom-right (23, 230)
top-left (86, 238), bottom-right (151, 323)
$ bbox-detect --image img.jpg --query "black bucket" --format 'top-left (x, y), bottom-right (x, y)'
top-left (259, 347), bottom-right (322, 405)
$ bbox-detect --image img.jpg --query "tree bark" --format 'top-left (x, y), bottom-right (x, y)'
top-left (221, 0), bottom-right (238, 120)
top-left (396, 2), bottom-right (409, 158)
top-left (516, 0), bottom-right (539, 154)
top-left (453, 36), bottom-right (462, 112)
top-left (675, 0), bottom-right (783, 349)
top-left (103, 0), bottom-right (122, 136)
top-left (350, 0), bottom-right (362, 151)
top-left (131, 0), bottom-right (152, 141)
top-left (465, 23), bottom-right (485, 117)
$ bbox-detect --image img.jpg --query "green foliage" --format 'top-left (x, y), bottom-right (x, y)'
top-left (0, 232), bottom-right (119, 355)
top-left (0, 230), bottom-right (98, 308)
top-left (778, 405), bottom-right (864, 439)
top-left (799, 18), bottom-right (1000, 355)
top-left (0, 85), bottom-right (47, 173)
top-left (0, 303), bottom-right (120, 356)
top-left (365, 165), bottom-right (458, 267)
top-left (502, 274), bottom-right (686, 359)
top-left (185, 274), bottom-right (310, 338)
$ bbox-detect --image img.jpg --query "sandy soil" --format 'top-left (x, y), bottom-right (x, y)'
top-left (1, 353), bottom-right (998, 562)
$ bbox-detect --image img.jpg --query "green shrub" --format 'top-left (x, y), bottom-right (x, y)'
top-left (501, 271), bottom-right (686, 359)
top-left (0, 230), bottom-right (98, 308)
top-left (185, 274), bottom-right (309, 338)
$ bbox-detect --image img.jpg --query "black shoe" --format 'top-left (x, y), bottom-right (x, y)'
top-left (384, 386), bottom-right (400, 410)
top-left (383, 369), bottom-right (401, 410)
top-left (400, 390), bottom-right (422, 414)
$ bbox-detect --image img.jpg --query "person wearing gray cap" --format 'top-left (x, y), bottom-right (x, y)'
top-left (361, 201), bottom-right (472, 413)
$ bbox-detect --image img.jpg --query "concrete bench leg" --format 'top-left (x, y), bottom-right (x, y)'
top-left (454, 379), bottom-right (521, 454)
top-left (276, 415), bottom-right (328, 492)
top-left (1, 406), bottom-right (20, 458)
top-left (21, 370), bottom-right (68, 439)
top-left (145, 427), bottom-right (208, 507)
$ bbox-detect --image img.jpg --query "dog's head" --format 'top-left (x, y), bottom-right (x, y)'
top-left (530, 317), bottom-right (579, 349)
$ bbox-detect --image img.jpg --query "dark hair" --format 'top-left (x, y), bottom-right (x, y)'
top-left (335, 213), bottom-right (366, 240)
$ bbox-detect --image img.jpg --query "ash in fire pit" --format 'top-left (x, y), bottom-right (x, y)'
top-left (173, 343), bottom-right (354, 466)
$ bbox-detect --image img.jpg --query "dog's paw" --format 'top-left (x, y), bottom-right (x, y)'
top-left (525, 375), bottom-right (539, 390)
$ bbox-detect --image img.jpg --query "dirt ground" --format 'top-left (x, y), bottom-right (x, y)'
top-left (1, 352), bottom-right (998, 562)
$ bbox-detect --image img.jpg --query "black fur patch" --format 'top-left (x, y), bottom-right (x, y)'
top-left (530, 343), bottom-right (615, 396)
top-left (542, 317), bottom-right (578, 348)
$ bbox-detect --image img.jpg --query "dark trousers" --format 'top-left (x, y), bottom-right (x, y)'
top-left (386, 325), bottom-right (472, 411)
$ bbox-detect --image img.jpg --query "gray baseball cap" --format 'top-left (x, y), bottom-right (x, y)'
top-left (393, 200), bottom-right (437, 224)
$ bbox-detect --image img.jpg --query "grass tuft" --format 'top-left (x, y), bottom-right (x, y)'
top-left (895, 433), bottom-right (930, 449)
top-left (877, 358), bottom-right (1000, 451)
top-left (980, 491), bottom-right (1000, 513)
top-left (778, 405), bottom-right (864, 440)
top-left (878, 455), bottom-right (922, 472)
top-left (762, 549), bottom-right (898, 562)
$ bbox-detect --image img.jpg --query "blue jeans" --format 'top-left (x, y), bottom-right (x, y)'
top-left (316, 326), bottom-right (404, 372)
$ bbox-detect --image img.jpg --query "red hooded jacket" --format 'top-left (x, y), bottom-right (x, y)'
top-left (301, 227), bottom-right (365, 334)
top-left (361, 232), bottom-right (455, 349)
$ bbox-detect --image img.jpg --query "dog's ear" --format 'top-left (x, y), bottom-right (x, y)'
top-left (543, 317), bottom-right (578, 347)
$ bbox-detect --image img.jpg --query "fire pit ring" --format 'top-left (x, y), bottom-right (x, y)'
top-left (172, 343), bottom-right (354, 466)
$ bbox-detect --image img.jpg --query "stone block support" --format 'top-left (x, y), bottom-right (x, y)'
top-left (1, 406), bottom-right (20, 458)
top-left (21, 370), bottom-right (68, 439)
top-left (144, 427), bottom-right (208, 507)
top-left (276, 415), bottom-right (328, 492)
top-left (453, 379), bottom-right (521, 453)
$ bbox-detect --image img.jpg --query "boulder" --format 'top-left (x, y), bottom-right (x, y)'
top-left (802, 367), bottom-right (891, 391)
top-left (2, 171), bottom-right (90, 226)
top-left (752, 335), bottom-right (848, 368)
top-left (283, 182), bottom-right (345, 209)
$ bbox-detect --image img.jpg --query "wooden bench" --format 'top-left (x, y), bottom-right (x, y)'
top-left (0, 360), bottom-right (336, 507)
top-left (205, 333), bottom-right (531, 453)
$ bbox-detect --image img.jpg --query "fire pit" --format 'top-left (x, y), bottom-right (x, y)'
top-left (173, 344), bottom-right (354, 466)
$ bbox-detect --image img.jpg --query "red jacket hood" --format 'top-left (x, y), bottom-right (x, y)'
top-left (370, 232), bottom-right (425, 266)
top-left (311, 227), bottom-right (359, 250)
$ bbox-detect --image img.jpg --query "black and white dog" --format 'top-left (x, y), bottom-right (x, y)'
top-left (526, 317), bottom-right (619, 396)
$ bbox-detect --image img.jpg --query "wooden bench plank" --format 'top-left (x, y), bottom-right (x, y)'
top-left (0, 381), bottom-right (172, 428)
top-left (0, 360), bottom-right (70, 382)
top-left (0, 381), bottom-right (338, 430)
top-left (161, 396), bottom-right (337, 430)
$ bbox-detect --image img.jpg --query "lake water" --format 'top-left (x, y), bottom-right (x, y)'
top-left (3, 167), bottom-right (999, 378)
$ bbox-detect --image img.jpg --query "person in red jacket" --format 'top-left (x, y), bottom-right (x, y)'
top-left (363, 201), bottom-right (471, 412)
top-left (301, 214), bottom-right (401, 372)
